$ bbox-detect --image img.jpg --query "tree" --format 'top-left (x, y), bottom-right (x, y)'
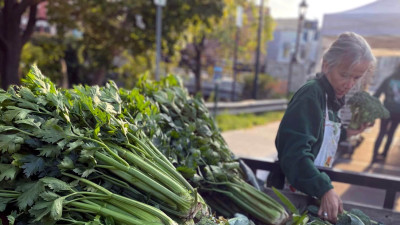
top-left (46, 0), bottom-right (225, 86)
top-left (178, 2), bottom-right (225, 93)
top-left (0, 0), bottom-right (44, 89)
top-left (211, 0), bottom-right (275, 68)
top-left (179, 18), bottom-right (220, 93)
top-left (20, 35), bottom-right (66, 86)
top-left (179, 0), bottom-right (275, 94)
top-left (0, 0), bottom-right (225, 88)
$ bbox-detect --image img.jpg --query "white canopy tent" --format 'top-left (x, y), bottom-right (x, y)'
top-left (321, 0), bottom-right (400, 54)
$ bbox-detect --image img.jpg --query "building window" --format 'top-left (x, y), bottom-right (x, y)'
top-left (314, 31), bottom-right (319, 40)
top-left (303, 31), bottom-right (308, 42)
top-left (283, 42), bottom-right (291, 59)
top-left (300, 45), bottom-right (307, 60)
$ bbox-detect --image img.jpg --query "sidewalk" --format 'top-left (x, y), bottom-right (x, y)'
top-left (222, 120), bottom-right (400, 211)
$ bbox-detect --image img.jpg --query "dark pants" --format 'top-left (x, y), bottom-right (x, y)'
top-left (372, 113), bottom-right (400, 161)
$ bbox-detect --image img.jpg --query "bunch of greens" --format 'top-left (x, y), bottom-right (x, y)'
top-left (270, 190), bottom-right (385, 225)
top-left (306, 205), bottom-right (384, 225)
top-left (347, 91), bottom-right (389, 130)
top-left (0, 66), bottom-right (204, 224)
top-left (126, 75), bottom-right (289, 225)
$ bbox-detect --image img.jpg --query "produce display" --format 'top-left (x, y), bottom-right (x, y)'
top-left (306, 205), bottom-right (384, 225)
top-left (0, 66), bottom-right (390, 225)
top-left (0, 66), bottom-right (203, 224)
top-left (129, 75), bottom-right (289, 225)
top-left (347, 91), bottom-right (389, 130)
top-left (271, 188), bottom-right (385, 225)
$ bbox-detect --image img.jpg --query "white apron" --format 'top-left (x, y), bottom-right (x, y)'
top-left (286, 96), bottom-right (341, 192)
top-left (313, 97), bottom-right (341, 167)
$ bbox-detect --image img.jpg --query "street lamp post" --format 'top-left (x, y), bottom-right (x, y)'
top-left (252, 0), bottom-right (264, 100)
top-left (231, 6), bottom-right (243, 101)
top-left (286, 0), bottom-right (308, 98)
top-left (154, 0), bottom-right (167, 81)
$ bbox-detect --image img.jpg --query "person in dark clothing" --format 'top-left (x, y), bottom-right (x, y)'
top-left (372, 64), bottom-right (400, 163)
top-left (275, 32), bottom-right (376, 223)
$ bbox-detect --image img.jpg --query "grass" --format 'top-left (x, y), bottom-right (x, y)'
top-left (215, 111), bottom-right (284, 132)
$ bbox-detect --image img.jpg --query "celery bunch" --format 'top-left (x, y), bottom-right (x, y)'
top-left (0, 66), bottom-right (203, 224)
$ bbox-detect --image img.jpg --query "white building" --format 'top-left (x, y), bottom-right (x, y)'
top-left (265, 19), bottom-right (320, 92)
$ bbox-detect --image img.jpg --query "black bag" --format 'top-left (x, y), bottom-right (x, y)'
top-left (266, 160), bottom-right (285, 189)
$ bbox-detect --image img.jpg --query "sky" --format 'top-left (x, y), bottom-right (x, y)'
top-left (265, 0), bottom-right (377, 24)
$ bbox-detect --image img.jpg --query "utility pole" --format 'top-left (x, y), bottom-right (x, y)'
top-left (286, 0), bottom-right (308, 97)
top-left (154, 0), bottom-right (167, 81)
top-left (252, 0), bottom-right (264, 99)
top-left (231, 6), bottom-right (243, 101)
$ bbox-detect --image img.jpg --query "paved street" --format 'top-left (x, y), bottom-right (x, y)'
top-left (222, 120), bottom-right (400, 211)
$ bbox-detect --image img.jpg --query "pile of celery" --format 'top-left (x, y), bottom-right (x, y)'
top-left (0, 66), bottom-right (203, 224)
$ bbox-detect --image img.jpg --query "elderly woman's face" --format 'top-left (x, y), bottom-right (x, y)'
top-left (322, 61), bottom-right (370, 99)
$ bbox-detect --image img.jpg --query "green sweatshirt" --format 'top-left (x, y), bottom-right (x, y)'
top-left (275, 74), bottom-right (347, 198)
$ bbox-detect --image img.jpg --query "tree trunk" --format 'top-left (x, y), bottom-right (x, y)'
top-left (59, 58), bottom-right (69, 88)
top-left (1, 42), bottom-right (22, 89)
top-left (65, 46), bottom-right (80, 87)
top-left (194, 49), bottom-right (202, 93)
top-left (0, 1), bottom-right (40, 89)
top-left (194, 35), bottom-right (206, 94)
top-left (1, 38), bottom-right (22, 90)
top-left (90, 66), bottom-right (106, 86)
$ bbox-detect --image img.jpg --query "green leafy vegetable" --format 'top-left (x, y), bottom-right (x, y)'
top-left (347, 91), bottom-right (389, 130)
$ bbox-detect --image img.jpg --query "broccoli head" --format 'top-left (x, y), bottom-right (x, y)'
top-left (347, 91), bottom-right (390, 130)
top-left (349, 209), bottom-right (371, 225)
top-left (195, 217), bottom-right (221, 225)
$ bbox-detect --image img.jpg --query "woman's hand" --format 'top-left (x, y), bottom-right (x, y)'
top-left (318, 189), bottom-right (343, 223)
top-left (346, 122), bottom-right (373, 138)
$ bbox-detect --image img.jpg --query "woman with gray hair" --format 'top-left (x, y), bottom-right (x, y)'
top-left (274, 32), bottom-right (376, 223)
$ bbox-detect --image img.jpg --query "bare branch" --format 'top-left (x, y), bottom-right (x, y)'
top-left (21, 4), bottom-right (38, 45)
top-left (16, 0), bottom-right (30, 15)
top-left (17, 0), bottom-right (45, 15)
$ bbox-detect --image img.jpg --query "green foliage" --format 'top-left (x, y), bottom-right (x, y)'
top-left (178, 0), bottom-right (275, 95)
top-left (111, 51), bottom-right (153, 89)
top-left (20, 35), bottom-right (65, 84)
top-left (209, 0), bottom-right (275, 65)
top-left (215, 111), bottom-right (284, 131)
top-left (347, 91), bottom-right (390, 129)
top-left (132, 74), bottom-right (289, 225)
top-left (306, 205), bottom-right (384, 225)
top-left (196, 216), bottom-right (229, 225)
top-left (272, 187), bottom-right (298, 215)
top-left (271, 188), bottom-right (311, 225)
top-left (196, 217), bottom-right (219, 225)
top-left (0, 66), bottom-right (204, 224)
top-left (0, 67), bottom-right (289, 224)
top-left (241, 73), bottom-right (285, 100)
top-left (348, 209), bottom-right (371, 225)
top-left (45, 0), bottom-right (224, 83)
top-left (134, 74), bottom-right (234, 173)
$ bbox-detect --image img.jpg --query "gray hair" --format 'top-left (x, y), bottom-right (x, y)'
top-left (322, 32), bottom-right (376, 74)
